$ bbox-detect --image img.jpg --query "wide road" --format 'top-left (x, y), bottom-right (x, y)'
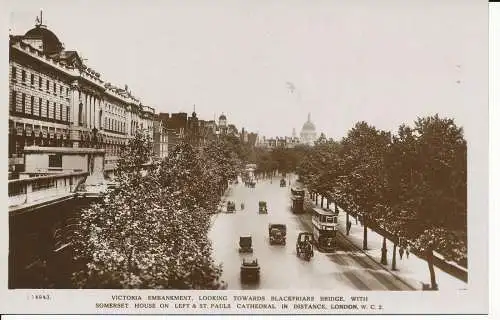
top-left (208, 176), bottom-right (415, 291)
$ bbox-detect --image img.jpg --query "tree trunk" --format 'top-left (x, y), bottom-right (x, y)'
top-left (362, 214), bottom-right (368, 250)
top-left (315, 194), bottom-right (318, 205)
top-left (427, 246), bottom-right (438, 290)
top-left (391, 241), bottom-right (397, 271)
top-left (346, 211), bottom-right (350, 235)
top-left (380, 237), bottom-right (388, 265)
top-left (363, 223), bottom-right (368, 250)
top-left (321, 196), bottom-right (324, 208)
top-left (326, 199), bottom-right (330, 209)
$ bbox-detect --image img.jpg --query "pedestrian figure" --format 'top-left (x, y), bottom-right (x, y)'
top-left (399, 246), bottom-right (404, 260)
top-left (355, 216), bottom-right (358, 225)
top-left (347, 221), bottom-right (352, 236)
top-left (406, 246), bottom-right (410, 259)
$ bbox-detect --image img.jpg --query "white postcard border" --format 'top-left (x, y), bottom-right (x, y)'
top-left (0, 0), bottom-right (491, 315)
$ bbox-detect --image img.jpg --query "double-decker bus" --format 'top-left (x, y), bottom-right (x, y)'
top-left (290, 185), bottom-right (305, 213)
top-left (311, 207), bottom-right (338, 252)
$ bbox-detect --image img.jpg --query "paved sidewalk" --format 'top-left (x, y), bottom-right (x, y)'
top-left (217, 185), bottom-right (234, 212)
top-left (312, 201), bottom-right (468, 291)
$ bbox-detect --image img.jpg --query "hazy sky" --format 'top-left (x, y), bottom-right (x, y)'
top-left (8, 0), bottom-right (487, 140)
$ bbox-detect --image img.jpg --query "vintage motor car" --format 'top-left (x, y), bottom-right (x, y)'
top-left (280, 178), bottom-right (286, 187)
top-left (239, 236), bottom-right (254, 253)
top-left (227, 201), bottom-right (236, 213)
top-left (258, 201), bottom-right (268, 214)
top-left (296, 232), bottom-right (314, 261)
top-left (268, 223), bottom-right (286, 245)
top-left (240, 258), bottom-right (260, 283)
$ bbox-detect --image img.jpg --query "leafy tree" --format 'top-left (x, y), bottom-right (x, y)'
top-left (337, 122), bottom-right (392, 249)
top-left (383, 115), bottom-right (467, 289)
top-left (72, 131), bottom-right (225, 289)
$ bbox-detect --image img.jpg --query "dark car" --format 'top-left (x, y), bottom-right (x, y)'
top-left (268, 223), bottom-right (286, 245)
top-left (259, 201), bottom-right (268, 214)
top-left (239, 236), bottom-right (253, 253)
top-left (240, 258), bottom-right (260, 283)
top-left (296, 232), bottom-right (314, 261)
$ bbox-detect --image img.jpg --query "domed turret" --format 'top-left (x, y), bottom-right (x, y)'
top-left (218, 113), bottom-right (227, 128)
top-left (24, 25), bottom-right (63, 55)
top-left (192, 104), bottom-right (197, 118)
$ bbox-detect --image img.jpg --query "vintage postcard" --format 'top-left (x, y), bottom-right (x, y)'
top-left (0, 0), bottom-right (489, 316)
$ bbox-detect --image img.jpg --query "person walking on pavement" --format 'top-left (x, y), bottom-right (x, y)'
top-left (347, 221), bottom-right (352, 236)
top-left (399, 246), bottom-right (405, 260)
top-left (406, 245), bottom-right (410, 259)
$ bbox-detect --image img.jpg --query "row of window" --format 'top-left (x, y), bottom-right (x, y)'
top-left (106, 103), bottom-right (126, 116)
top-left (312, 212), bottom-right (338, 224)
top-left (104, 117), bottom-right (127, 134)
top-left (9, 133), bottom-right (127, 159)
top-left (9, 135), bottom-right (69, 157)
top-left (11, 67), bottom-right (157, 125)
top-left (12, 66), bottom-right (70, 98)
top-left (10, 90), bottom-right (70, 122)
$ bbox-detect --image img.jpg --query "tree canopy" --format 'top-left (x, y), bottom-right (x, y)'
top-left (72, 130), bottom-right (241, 289)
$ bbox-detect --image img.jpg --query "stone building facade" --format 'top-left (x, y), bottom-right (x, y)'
top-left (8, 20), bottom-right (156, 177)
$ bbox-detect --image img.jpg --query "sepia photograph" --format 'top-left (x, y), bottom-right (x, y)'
top-left (1, 0), bottom-right (489, 315)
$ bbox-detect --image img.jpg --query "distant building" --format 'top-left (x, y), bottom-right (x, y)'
top-left (162, 112), bottom-right (187, 152)
top-left (256, 135), bottom-right (299, 149)
top-left (218, 113), bottom-right (227, 135)
top-left (300, 113), bottom-right (317, 146)
top-left (153, 114), bottom-right (168, 158)
top-left (227, 124), bottom-right (239, 137)
top-left (247, 132), bottom-right (258, 147)
top-left (157, 110), bottom-right (256, 151)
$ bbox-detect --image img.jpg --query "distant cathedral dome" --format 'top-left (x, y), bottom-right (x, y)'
top-left (300, 113), bottom-right (317, 146)
top-left (302, 116), bottom-right (316, 131)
